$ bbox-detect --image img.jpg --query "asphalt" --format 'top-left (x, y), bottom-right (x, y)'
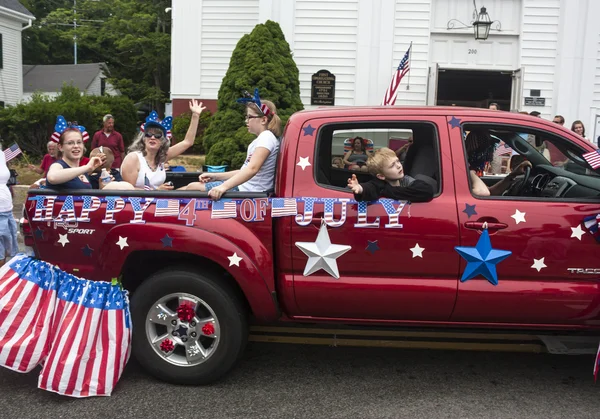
top-left (1, 342), bottom-right (599, 419)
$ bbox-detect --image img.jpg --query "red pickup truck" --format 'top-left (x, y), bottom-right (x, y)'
top-left (22, 107), bottom-right (600, 384)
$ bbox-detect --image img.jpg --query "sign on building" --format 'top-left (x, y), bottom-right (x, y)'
top-left (311, 70), bottom-right (336, 106)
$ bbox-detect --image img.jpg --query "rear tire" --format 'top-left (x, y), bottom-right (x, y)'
top-left (130, 266), bottom-right (248, 385)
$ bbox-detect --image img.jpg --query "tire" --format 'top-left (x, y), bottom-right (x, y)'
top-left (130, 266), bottom-right (248, 385)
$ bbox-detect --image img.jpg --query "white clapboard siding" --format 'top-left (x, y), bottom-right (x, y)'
top-left (594, 32), bottom-right (600, 110)
top-left (0, 15), bottom-right (24, 106)
top-left (294, 0), bottom-right (359, 106)
top-left (393, 0), bottom-right (432, 106)
top-left (520, 0), bottom-right (560, 114)
top-left (200, 0), bottom-right (260, 98)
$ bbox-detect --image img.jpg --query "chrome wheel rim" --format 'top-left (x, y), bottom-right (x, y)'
top-left (145, 292), bottom-right (221, 367)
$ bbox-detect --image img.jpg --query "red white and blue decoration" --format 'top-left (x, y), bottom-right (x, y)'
top-left (582, 149), bottom-right (600, 169)
top-left (0, 254), bottom-right (131, 397)
top-left (3, 142), bottom-right (22, 162)
top-left (236, 88), bottom-right (272, 117)
top-left (140, 111), bottom-right (173, 141)
top-left (50, 115), bottom-right (90, 143)
top-left (295, 220), bottom-right (351, 279)
top-left (583, 214), bottom-right (600, 242)
top-left (455, 229), bottom-right (512, 286)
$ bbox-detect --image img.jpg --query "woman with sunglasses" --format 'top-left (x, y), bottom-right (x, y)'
top-left (121, 100), bottom-right (206, 190)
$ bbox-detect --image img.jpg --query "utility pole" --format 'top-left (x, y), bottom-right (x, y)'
top-left (73, 0), bottom-right (77, 64)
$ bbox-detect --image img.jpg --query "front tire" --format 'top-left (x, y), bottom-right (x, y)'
top-left (130, 266), bottom-right (248, 385)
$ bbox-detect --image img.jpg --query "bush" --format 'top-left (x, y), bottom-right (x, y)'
top-left (171, 109), bottom-right (212, 154)
top-left (203, 20), bottom-right (303, 167)
top-left (0, 84), bottom-right (138, 158)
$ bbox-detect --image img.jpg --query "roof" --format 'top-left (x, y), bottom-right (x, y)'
top-left (23, 63), bottom-right (108, 93)
top-left (0, 0), bottom-right (34, 18)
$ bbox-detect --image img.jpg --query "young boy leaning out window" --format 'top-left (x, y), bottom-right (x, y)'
top-left (347, 147), bottom-right (434, 202)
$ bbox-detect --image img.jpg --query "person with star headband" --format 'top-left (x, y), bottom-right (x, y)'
top-left (121, 100), bottom-right (205, 190)
top-left (183, 88), bottom-right (282, 200)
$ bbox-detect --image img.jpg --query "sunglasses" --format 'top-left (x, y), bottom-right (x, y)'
top-left (145, 132), bottom-right (164, 139)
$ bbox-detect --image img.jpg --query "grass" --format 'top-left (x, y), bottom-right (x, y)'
top-left (10, 154), bottom-right (207, 186)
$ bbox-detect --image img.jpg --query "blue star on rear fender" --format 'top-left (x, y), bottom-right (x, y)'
top-left (455, 229), bottom-right (511, 286)
top-left (448, 116), bottom-right (461, 129)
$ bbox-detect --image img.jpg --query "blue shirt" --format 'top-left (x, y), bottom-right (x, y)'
top-left (46, 160), bottom-right (92, 190)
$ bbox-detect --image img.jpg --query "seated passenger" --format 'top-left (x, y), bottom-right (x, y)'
top-left (184, 88), bottom-right (282, 200)
top-left (332, 157), bottom-right (344, 169)
top-left (88, 147), bottom-right (134, 190)
top-left (465, 130), bottom-right (531, 197)
top-left (121, 100), bottom-right (205, 190)
top-left (343, 137), bottom-right (372, 171)
top-left (46, 126), bottom-right (103, 190)
top-left (347, 147), bottom-right (434, 202)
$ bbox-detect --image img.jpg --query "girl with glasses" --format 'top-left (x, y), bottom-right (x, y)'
top-left (121, 100), bottom-right (206, 190)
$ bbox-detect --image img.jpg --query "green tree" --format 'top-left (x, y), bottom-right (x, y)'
top-left (203, 20), bottom-right (303, 168)
top-left (23, 0), bottom-right (171, 113)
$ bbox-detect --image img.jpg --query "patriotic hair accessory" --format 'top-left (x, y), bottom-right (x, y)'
top-left (141, 111), bottom-right (173, 140)
top-left (236, 88), bottom-right (272, 117)
top-left (50, 115), bottom-right (89, 143)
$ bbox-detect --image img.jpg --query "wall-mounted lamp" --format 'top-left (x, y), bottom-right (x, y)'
top-left (446, 1), bottom-right (501, 41)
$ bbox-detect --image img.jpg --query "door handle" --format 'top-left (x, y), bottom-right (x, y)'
top-left (464, 221), bottom-right (508, 230)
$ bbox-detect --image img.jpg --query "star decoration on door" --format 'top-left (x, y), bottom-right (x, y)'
top-left (511, 209), bottom-right (526, 225)
top-left (57, 234), bottom-right (69, 247)
top-left (297, 156), bottom-right (311, 171)
top-left (531, 257), bottom-right (547, 272)
top-left (295, 222), bottom-right (351, 279)
top-left (448, 116), bottom-right (461, 129)
top-left (410, 243), bottom-right (425, 258)
top-left (455, 229), bottom-right (512, 286)
top-left (463, 203), bottom-right (477, 219)
top-left (302, 124), bottom-right (316, 136)
top-left (570, 225), bottom-right (586, 240)
top-left (365, 240), bottom-right (379, 254)
top-left (81, 244), bottom-right (94, 257)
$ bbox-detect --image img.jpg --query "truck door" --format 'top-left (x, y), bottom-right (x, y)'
top-left (288, 116), bottom-right (460, 321)
top-left (449, 117), bottom-right (600, 326)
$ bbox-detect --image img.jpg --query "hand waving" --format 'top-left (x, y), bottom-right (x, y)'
top-left (189, 99), bottom-right (206, 116)
top-left (347, 174), bottom-right (363, 194)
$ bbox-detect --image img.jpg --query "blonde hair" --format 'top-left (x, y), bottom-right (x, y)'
top-left (366, 147), bottom-right (397, 176)
top-left (250, 100), bottom-right (282, 137)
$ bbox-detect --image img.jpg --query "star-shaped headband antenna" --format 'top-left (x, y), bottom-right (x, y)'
top-left (236, 88), bottom-right (271, 117)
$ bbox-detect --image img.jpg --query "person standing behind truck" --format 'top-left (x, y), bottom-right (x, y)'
top-left (91, 114), bottom-right (125, 170)
top-left (184, 88), bottom-right (282, 200)
top-left (0, 144), bottom-right (18, 267)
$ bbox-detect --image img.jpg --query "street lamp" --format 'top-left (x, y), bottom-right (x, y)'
top-left (446, 1), bottom-right (501, 41)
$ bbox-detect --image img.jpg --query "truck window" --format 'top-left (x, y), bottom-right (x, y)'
top-left (316, 122), bottom-right (441, 194)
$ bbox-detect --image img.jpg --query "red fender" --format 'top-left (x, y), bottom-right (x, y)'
top-left (96, 223), bottom-right (279, 321)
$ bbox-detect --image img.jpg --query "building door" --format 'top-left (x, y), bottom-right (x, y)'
top-left (436, 69), bottom-right (513, 110)
top-left (510, 68), bottom-right (523, 112)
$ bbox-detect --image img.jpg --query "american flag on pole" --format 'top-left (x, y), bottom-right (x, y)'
top-left (0, 256), bottom-right (57, 373)
top-left (155, 199), bottom-right (180, 217)
top-left (582, 149), bottom-right (600, 169)
top-left (270, 198), bottom-right (298, 218)
top-left (143, 175), bottom-right (154, 191)
top-left (211, 200), bottom-right (237, 219)
top-left (381, 45), bottom-right (411, 106)
top-left (3, 143), bottom-right (22, 162)
top-left (38, 275), bottom-right (131, 397)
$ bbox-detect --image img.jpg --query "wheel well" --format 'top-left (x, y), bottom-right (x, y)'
top-left (121, 250), bottom-right (251, 315)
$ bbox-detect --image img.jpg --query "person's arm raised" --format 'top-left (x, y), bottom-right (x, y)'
top-left (46, 157), bottom-right (103, 185)
top-left (166, 99), bottom-right (206, 161)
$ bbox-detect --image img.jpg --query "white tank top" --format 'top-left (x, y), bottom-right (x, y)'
top-left (134, 151), bottom-right (166, 189)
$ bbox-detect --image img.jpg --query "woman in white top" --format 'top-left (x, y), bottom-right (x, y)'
top-left (571, 120), bottom-right (589, 142)
top-left (184, 89), bottom-right (282, 200)
top-left (121, 100), bottom-right (206, 190)
top-left (0, 146), bottom-right (18, 267)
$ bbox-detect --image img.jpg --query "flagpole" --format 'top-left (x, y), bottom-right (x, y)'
top-left (406, 41), bottom-right (413, 91)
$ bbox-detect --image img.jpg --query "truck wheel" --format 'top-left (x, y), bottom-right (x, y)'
top-left (130, 267), bottom-right (248, 385)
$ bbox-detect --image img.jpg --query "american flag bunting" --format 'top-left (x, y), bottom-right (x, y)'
top-left (155, 199), bottom-right (180, 217)
top-left (271, 198), bottom-right (298, 218)
top-left (211, 200), bottom-right (237, 219)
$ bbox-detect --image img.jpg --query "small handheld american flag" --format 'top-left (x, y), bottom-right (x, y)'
top-left (3, 143), bottom-right (22, 162)
top-left (382, 45), bottom-right (411, 106)
top-left (582, 149), bottom-right (600, 169)
top-left (144, 175), bottom-right (154, 190)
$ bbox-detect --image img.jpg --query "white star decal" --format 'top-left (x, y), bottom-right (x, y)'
top-left (511, 209), bottom-right (526, 225)
top-left (297, 156), bottom-right (311, 171)
top-left (295, 222), bottom-right (351, 279)
top-left (57, 234), bottom-right (69, 247)
top-left (116, 236), bottom-right (129, 250)
top-left (228, 252), bottom-right (242, 267)
top-left (531, 257), bottom-right (547, 272)
top-left (570, 225), bottom-right (586, 240)
top-left (410, 243), bottom-right (425, 258)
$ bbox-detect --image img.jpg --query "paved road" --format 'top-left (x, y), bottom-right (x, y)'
top-left (1, 342), bottom-right (599, 419)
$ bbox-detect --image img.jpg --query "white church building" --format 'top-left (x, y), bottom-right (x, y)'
top-left (170, 0), bottom-right (600, 144)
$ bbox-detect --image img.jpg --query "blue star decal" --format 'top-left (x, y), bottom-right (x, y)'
top-left (175, 325), bottom-right (188, 337)
top-left (448, 116), bottom-right (461, 129)
top-left (365, 240), bottom-right (380, 254)
top-left (34, 227), bottom-right (44, 240)
top-left (463, 204), bottom-right (477, 219)
top-left (82, 244), bottom-right (94, 257)
top-left (455, 230), bottom-right (512, 286)
top-left (302, 124), bottom-right (316, 136)
top-left (161, 234), bottom-right (173, 248)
